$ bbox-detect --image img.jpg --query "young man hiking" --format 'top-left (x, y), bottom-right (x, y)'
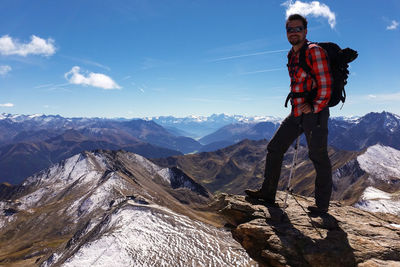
top-left (245, 14), bottom-right (332, 214)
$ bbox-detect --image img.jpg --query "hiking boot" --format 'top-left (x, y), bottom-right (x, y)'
top-left (307, 205), bottom-right (328, 214)
top-left (245, 189), bottom-right (276, 205)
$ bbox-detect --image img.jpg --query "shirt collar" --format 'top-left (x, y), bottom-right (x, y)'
top-left (288, 39), bottom-right (309, 57)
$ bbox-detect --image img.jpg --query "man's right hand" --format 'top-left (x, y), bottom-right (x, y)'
top-left (299, 103), bottom-right (312, 114)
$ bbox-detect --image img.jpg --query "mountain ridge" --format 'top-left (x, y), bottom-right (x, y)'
top-left (0, 150), bottom-right (255, 266)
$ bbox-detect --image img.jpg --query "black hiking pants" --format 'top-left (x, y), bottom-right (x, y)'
top-left (260, 108), bottom-right (332, 209)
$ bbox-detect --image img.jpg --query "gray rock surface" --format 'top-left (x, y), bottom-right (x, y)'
top-left (211, 192), bottom-right (400, 267)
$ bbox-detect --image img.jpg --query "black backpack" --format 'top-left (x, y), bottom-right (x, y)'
top-left (285, 42), bottom-right (358, 109)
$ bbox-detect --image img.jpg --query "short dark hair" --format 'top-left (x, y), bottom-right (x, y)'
top-left (286, 14), bottom-right (308, 29)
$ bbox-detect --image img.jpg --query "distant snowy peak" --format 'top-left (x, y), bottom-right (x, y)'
top-left (0, 113), bottom-right (113, 124)
top-left (145, 113), bottom-right (282, 124)
top-left (22, 152), bottom-right (107, 187)
top-left (357, 144), bottom-right (400, 181)
top-left (332, 115), bottom-right (360, 123)
top-left (0, 113), bottom-right (55, 122)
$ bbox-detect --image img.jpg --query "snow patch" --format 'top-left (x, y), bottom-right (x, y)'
top-left (126, 153), bottom-right (161, 174)
top-left (156, 168), bottom-right (172, 184)
top-left (354, 186), bottom-right (400, 216)
top-left (0, 201), bottom-right (18, 229)
top-left (76, 173), bottom-right (126, 217)
top-left (360, 186), bottom-right (391, 200)
top-left (357, 144), bottom-right (400, 181)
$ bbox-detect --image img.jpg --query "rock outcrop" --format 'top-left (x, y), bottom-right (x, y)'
top-left (211, 192), bottom-right (400, 267)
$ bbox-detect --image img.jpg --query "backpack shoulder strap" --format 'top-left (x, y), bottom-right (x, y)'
top-left (298, 41), bottom-right (313, 74)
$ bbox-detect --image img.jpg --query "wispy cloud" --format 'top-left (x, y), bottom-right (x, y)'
top-left (0, 65), bottom-right (11, 76)
top-left (65, 66), bottom-right (121, 90)
top-left (240, 67), bottom-right (287, 75)
top-left (34, 83), bottom-right (56, 89)
top-left (386, 20), bottom-right (399, 30)
top-left (61, 55), bottom-right (111, 71)
top-left (138, 83), bottom-right (146, 93)
top-left (207, 38), bottom-right (271, 55)
top-left (141, 57), bottom-right (172, 70)
top-left (34, 83), bottom-right (72, 92)
top-left (209, 49), bottom-right (289, 62)
top-left (282, 1), bottom-right (336, 29)
top-left (0, 35), bottom-right (56, 56)
top-left (0, 103), bottom-right (14, 107)
top-left (366, 92), bottom-right (400, 102)
top-left (183, 97), bottom-right (232, 103)
top-left (43, 104), bottom-right (59, 109)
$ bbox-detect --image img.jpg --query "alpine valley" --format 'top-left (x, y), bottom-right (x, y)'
top-left (1, 111), bottom-right (400, 266)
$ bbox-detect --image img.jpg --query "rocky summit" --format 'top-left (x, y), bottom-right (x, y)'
top-left (211, 193), bottom-right (400, 267)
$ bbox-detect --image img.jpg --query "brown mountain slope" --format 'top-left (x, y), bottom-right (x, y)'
top-left (152, 139), bottom-right (360, 202)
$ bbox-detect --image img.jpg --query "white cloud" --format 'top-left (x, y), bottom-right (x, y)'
top-left (0, 65), bottom-right (11, 76)
top-left (387, 20), bottom-right (399, 30)
top-left (64, 66), bottom-right (121, 90)
top-left (0, 35), bottom-right (56, 57)
top-left (282, 0), bottom-right (336, 29)
top-left (0, 103), bottom-right (14, 107)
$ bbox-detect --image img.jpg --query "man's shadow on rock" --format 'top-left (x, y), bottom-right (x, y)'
top-left (245, 197), bottom-right (356, 267)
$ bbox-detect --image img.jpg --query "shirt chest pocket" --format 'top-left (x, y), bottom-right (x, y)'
top-left (290, 65), bottom-right (308, 83)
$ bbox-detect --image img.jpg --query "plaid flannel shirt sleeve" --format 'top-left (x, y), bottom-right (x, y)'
top-left (306, 46), bottom-right (332, 113)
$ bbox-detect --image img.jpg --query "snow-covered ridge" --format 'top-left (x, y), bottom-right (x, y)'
top-left (44, 203), bottom-right (253, 267)
top-left (383, 112), bottom-right (400, 132)
top-left (357, 144), bottom-right (400, 181)
top-left (17, 153), bottom-right (110, 210)
top-left (13, 151), bottom-right (205, 213)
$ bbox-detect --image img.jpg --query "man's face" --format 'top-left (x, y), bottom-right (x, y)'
top-left (286, 20), bottom-right (307, 46)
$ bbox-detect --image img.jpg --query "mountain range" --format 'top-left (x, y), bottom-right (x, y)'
top-left (1, 112), bottom-right (400, 266)
top-left (1, 111), bottom-right (400, 185)
top-left (145, 113), bottom-right (281, 138)
top-left (198, 111), bottom-right (400, 152)
top-left (1, 144), bottom-right (399, 266)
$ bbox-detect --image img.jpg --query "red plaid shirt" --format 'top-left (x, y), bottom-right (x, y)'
top-left (287, 40), bottom-right (332, 117)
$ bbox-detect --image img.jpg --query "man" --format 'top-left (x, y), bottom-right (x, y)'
top-left (245, 14), bottom-right (332, 214)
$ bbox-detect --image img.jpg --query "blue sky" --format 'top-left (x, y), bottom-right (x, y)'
top-left (1, 0), bottom-right (399, 118)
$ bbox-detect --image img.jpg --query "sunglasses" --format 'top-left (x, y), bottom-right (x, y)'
top-left (286, 26), bottom-right (305, 33)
